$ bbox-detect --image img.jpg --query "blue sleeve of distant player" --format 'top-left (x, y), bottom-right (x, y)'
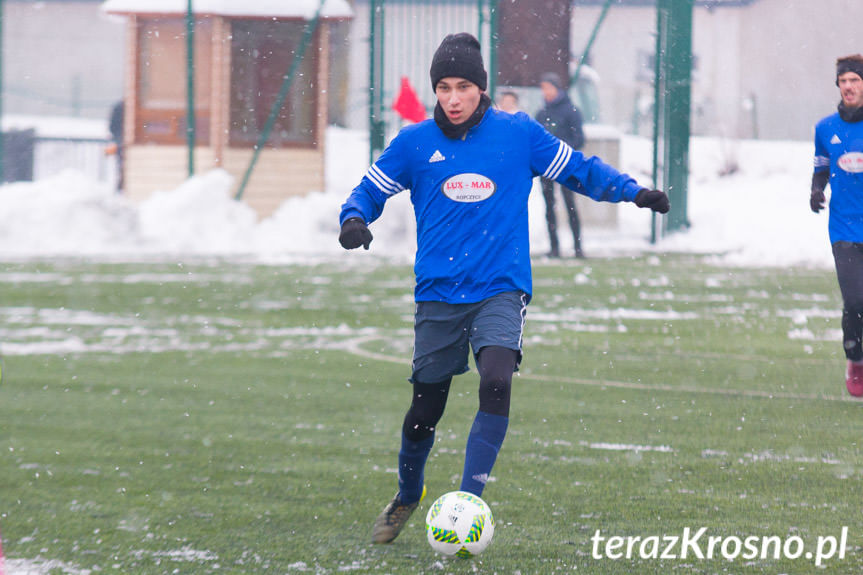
top-left (339, 133), bottom-right (411, 225)
top-left (528, 119), bottom-right (641, 202)
top-left (813, 121), bottom-right (830, 175)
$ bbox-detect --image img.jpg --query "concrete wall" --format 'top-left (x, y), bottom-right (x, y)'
top-left (6, 1), bottom-right (125, 122)
top-left (570, 0), bottom-right (863, 140)
top-left (572, 126), bottom-right (622, 228)
top-left (737, 0), bottom-right (863, 140)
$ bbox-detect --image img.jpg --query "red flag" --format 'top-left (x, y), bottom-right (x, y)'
top-left (392, 76), bottom-right (427, 123)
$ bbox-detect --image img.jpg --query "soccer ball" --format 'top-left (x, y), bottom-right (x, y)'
top-left (425, 491), bottom-right (495, 557)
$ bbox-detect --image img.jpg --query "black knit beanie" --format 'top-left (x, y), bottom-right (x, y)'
top-left (429, 33), bottom-right (487, 91)
top-left (836, 54), bottom-right (863, 85)
top-left (539, 72), bottom-right (564, 91)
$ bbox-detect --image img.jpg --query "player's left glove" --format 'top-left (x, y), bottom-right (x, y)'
top-left (339, 217), bottom-right (373, 250)
top-left (634, 189), bottom-right (670, 214)
top-left (810, 170), bottom-right (829, 213)
top-left (810, 189), bottom-right (826, 213)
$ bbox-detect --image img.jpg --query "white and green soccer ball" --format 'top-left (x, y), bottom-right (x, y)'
top-left (425, 491), bottom-right (495, 557)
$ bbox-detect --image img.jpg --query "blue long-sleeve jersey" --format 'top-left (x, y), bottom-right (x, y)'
top-left (814, 112), bottom-right (863, 243)
top-left (340, 109), bottom-right (644, 304)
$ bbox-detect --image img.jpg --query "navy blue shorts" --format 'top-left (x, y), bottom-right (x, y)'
top-left (410, 290), bottom-right (528, 384)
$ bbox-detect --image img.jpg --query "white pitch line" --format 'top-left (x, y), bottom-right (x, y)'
top-left (339, 334), bottom-right (411, 366)
top-left (339, 336), bottom-right (856, 403)
top-left (519, 372), bottom-right (852, 402)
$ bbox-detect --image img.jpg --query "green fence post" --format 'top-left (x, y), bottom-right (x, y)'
top-left (478, 0), bottom-right (485, 49)
top-left (186, 0), bottom-right (195, 177)
top-left (571, 0), bottom-right (612, 87)
top-left (0, 0), bottom-right (5, 184)
top-left (651, 3), bottom-right (664, 244)
top-left (368, 0), bottom-right (385, 164)
top-left (487, 0), bottom-right (498, 100)
top-left (665, 0), bottom-right (692, 234)
top-left (652, 0), bottom-right (692, 241)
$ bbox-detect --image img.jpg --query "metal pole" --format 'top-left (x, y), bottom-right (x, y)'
top-left (651, 4), bottom-right (664, 244)
top-left (0, 0), bottom-right (5, 184)
top-left (488, 0), bottom-right (498, 99)
top-left (651, 0), bottom-right (692, 241)
top-left (749, 92), bottom-right (759, 139)
top-left (368, 0), bottom-right (378, 166)
top-left (186, 0), bottom-right (195, 176)
top-left (477, 0), bottom-right (484, 49)
top-left (664, 0), bottom-right (692, 234)
top-left (571, 0), bottom-right (612, 87)
top-left (368, 0), bottom-right (385, 164)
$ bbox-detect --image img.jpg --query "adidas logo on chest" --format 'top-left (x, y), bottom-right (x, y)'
top-left (428, 150), bottom-right (446, 163)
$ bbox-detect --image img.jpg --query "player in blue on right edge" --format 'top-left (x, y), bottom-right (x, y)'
top-left (338, 32), bottom-right (670, 544)
top-left (811, 54), bottom-right (863, 397)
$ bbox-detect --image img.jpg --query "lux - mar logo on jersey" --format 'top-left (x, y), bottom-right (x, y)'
top-left (838, 152), bottom-right (863, 173)
top-left (441, 173), bottom-right (497, 202)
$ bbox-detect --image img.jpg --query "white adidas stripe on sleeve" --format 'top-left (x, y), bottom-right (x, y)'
top-left (542, 141), bottom-right (573, 180)
top-left (366, 164), bottom-right (405, 196)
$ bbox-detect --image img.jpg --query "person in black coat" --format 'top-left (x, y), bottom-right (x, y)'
top-left (535, 72), bottom-right (585, 258)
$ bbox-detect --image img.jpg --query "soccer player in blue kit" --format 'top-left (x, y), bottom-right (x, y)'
top-left (811, 54), bottom-right (863, 397)
top-left (338, 33), bottom-right (670, 544)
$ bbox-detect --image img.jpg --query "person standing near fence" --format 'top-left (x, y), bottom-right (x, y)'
top-left (497, 90), bottom-right (520, 114)
top-left (811, 54), bottom-right (863, 397)
top-left (338, 32), bottom-right (670, 544)
top-left (108, 101), bottom-right (125, 193)
top-left (536, 72), bottom-right (586, 258)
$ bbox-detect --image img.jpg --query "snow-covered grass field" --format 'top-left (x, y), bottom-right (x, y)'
top-left (0, 124), bottom-right (859, 573)
top-left (1, 255), bottom-right (862, 574)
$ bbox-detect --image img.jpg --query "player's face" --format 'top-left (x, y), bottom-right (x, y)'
top-left (435, 78), bottom-right (482, 125)
top-left (838, 72), bottom-right (863, 109)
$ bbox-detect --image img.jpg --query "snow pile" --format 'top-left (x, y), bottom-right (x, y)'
top-left (0, 124), bottom-right (833, 268)
top-left (0, 171), bottom-right (138, 257)
top-left (660, 136), bottom-right (831, 268)
top-left (137, 169), bottom-right (259, 255)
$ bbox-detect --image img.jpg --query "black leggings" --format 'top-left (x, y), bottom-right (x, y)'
top-left (402, 346), bottom-right (518, 442)
top-left (833, 241), bottom-right (863, 361)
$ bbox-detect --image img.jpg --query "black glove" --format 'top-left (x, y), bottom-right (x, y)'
top-left (810, 189), bottom-right (826, 213)
top-left (339, 217), bottom-right (373, 250)
top-left (810, 170), bottom-right (829, 213)
top-left (634, 189), bottom-right (670, 214)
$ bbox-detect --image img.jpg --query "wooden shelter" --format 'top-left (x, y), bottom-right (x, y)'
top-left (102, 0), bottom-right (353, 218)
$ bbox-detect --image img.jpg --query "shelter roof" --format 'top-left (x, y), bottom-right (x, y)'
top-left (102, 0), bottom-right (353, 19)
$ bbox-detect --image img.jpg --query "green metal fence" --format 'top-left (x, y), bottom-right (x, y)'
top-left (236, 0), bottom-right (327, 201)
top-left (652, 0), bottom-right (693, 241)
top-left (368, 0), bottom-right (497, 163)
top-left (368, 0), bottom-right (692, 245)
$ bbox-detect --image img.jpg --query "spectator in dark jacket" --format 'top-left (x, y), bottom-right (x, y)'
top-left (536, 72), bottom-right (585, 258)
